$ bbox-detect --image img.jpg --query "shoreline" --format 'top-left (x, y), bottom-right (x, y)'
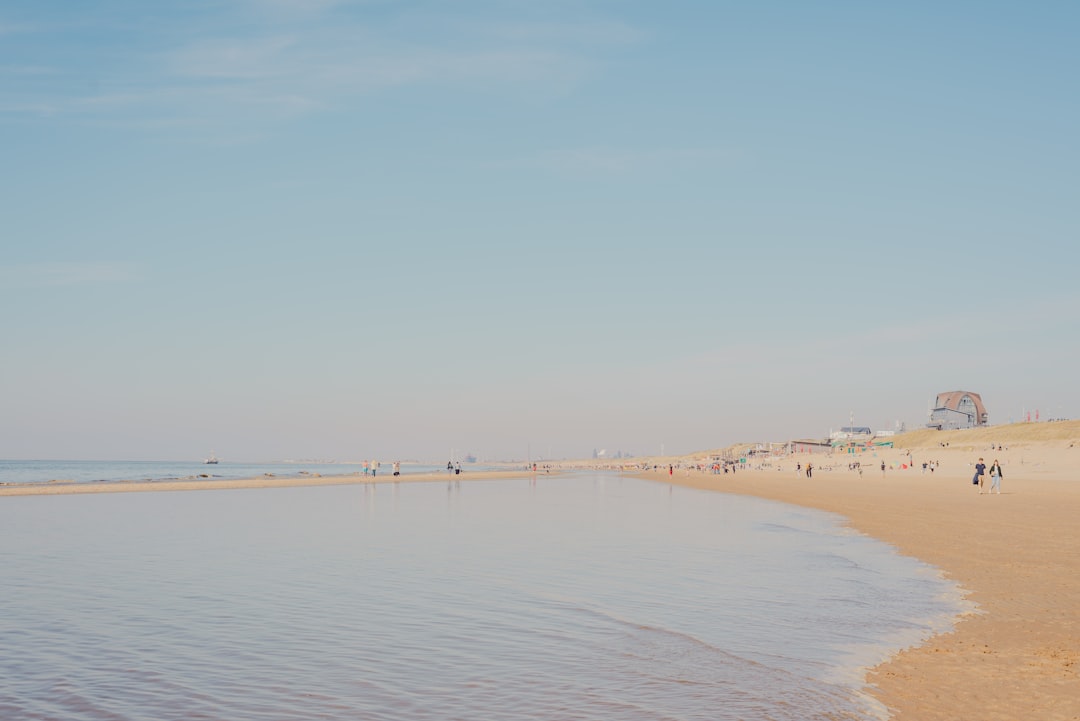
top-left (0, 469), bottom-right (554, 496)
top-left (634, 457), bottom-right (1080, 720)
top-left (6, 437), bottom-right (1078, 719)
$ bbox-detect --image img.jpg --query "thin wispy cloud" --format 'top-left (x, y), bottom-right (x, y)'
top-left (453, 18), bottom-right (645, 46)
top-left (169, 36), bottom-right (299, 80)
top-left (0, 21), bottom-right (35, 36)
top-left (0, 65), bottom-right (55, 76)
top-left (169, 35), bottom-right (584, 90)
top-left (521, 146), bottom-right (734, 176)
top-left (0, 262), bottom-right (140, 289)
top-left (1, 5), bottom-right (638, 136)
top-left (851, 294), bottom-right (1080, 348)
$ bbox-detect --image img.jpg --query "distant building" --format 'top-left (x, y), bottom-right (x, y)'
top-left (790, 439), bottom-right (832, 455)
top-left (829, 426), bottom-right (873, 440)
top-left (928, 391), bottom-right (988, 430)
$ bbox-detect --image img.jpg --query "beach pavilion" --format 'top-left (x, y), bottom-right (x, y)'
top-left (927, 391), bottom-right (988, 430)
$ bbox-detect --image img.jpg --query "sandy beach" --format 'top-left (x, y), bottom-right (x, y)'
top-left (635, 422), bottom-right (1080, 720)
top-left (5, 423), bottom-right (1077, 719)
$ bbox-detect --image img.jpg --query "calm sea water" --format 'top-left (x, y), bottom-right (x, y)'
top-left (0, 472), bottom-right (965, 720)
top-left (0, 460), bottom-right (497, 486)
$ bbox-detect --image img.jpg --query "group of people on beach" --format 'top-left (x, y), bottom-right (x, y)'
top-left (972, 457), bottom-right (1004, 494)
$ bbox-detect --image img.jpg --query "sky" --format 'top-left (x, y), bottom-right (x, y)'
top-left (2, 1), bottom-right (1078, 462)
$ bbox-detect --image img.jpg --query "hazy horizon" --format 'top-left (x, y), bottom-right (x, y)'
top-left (4, 2), bottom-right (1077, 462)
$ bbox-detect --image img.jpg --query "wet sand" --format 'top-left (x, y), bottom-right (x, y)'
top-left (637, 441), bottom-right (1080, 720)
top-left (0, 469), bottom-right (551, 496)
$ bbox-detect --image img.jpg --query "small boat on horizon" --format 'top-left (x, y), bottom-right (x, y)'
top-left (204, 452), bottom-right (219, 465)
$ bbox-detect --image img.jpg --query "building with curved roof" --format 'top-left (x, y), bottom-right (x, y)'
top-left (928, 391), bottom-right (988, 430)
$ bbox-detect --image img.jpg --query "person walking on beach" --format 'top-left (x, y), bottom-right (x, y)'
top-left (989, 459), bottom-right (1003, 494)
top-left (805, 462), bottom-right (813, 479)
top-left (974, 458), bottom-right (987, 493)
top-left (880, 461), bottom-right (886, 479)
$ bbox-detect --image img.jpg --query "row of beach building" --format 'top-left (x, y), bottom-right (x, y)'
top-left (735, 391), bottom-right (989, 460)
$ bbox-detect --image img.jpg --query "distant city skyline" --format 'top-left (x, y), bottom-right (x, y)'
top-left (3, 2), bottom-right (1078, 462)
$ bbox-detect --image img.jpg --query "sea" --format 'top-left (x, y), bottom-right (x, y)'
top-left (0, 466), bottom-right (969, 721)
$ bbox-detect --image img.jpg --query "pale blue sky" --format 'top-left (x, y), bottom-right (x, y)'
top-left (3, 1), bottom-right (1078, 462)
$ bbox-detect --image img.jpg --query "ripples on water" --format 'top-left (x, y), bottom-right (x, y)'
top-left (0, 473), bottom-right (964, 720)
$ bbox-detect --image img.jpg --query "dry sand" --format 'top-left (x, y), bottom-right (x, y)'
top-left (636, 422), bottom-right (1080, 721)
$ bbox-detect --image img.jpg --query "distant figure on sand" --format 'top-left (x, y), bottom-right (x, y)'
top-left (447, 461), bottom-right (453, 474)
top-left (880, 461), bottom-right (886, 478)
top-left (805, 463), bottom-right (813, 479)
top-left (989, 459), bottom-right (1003, 494)
top-left (974, 458), bottom-right (987, 493)
top-left (392, 461), bottom-right (400, 477)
